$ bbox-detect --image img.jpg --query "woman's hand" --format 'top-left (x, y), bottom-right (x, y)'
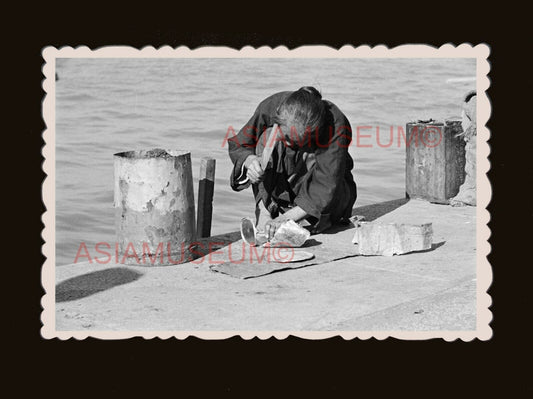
top-left (263, 206), bottom-right (309, 240)
top-left (264, 218), bottom-right (286, 241)
top-left (244, 155), bottom-right (264, 184)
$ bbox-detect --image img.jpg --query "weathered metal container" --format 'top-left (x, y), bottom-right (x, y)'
top-left (406, 120), bottom-right (466, 203)
top-left (114, 149), bottom-right (196, 266)
top-left (352, 222), bottom-right (433, 256)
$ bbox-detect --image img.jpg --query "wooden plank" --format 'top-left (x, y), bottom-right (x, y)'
top-left (261, 123), bottom-right (279, 169)
top-left (352, 222), bottom-right (433, 256)
top-left (197, 158), bottom-right (216, 238)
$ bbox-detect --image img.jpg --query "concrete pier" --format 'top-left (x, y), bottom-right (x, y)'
top-left (53, 198), bottom-right (480, 334)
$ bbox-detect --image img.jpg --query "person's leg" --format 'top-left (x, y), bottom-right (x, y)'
top-left (289, 165), bottom-right (356, 233)
top-left (331, 177), bottom-right (357, 222)
top-left (252, 128), bottom-right (287, 228)
top-left (255, 199), bottom-right (273, 231)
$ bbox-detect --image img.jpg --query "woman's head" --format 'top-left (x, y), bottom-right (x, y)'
top-left (275, 86), bottom-right (326, 144)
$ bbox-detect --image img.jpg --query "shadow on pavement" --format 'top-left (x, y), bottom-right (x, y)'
top-left (56, 267), bottom-right (143, 302)
top-left (417, 241), bottom-right (446, 253)
top-left (301, 238), bottom-right (323, 248)
top-left (320, 198), bottom-right (410, 236)
top-left (193, 230), bottom-right (243, 259)
top-left (352, 198), bottom-right (410, 222)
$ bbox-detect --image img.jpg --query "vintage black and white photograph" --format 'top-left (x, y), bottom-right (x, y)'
top-left (41, 45), bottom-right (491, 339)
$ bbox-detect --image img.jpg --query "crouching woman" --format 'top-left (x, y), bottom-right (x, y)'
top-left (228, 86), bottom-right (357, 240)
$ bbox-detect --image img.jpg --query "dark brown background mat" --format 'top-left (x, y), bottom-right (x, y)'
top-left (11, 10), bottom-right (529, 395)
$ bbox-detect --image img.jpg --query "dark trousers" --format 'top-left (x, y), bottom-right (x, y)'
top-left (253, 134), bottom-right (356, 233)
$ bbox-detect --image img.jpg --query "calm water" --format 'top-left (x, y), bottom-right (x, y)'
top-left (55, 57), bottom-right (475, 265)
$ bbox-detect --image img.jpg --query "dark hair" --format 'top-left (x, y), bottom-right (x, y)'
top-left (275, 86), bottom-right (326, 131)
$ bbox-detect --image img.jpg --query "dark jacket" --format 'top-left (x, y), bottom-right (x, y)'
top-left (228, 91), bottom-right (357, 228)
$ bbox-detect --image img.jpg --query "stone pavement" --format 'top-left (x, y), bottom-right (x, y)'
top-left (48, 199), bottom-right (485, 337)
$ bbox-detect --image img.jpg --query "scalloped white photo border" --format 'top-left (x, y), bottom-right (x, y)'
top-left (41, 44), bottom-right (492, 340)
